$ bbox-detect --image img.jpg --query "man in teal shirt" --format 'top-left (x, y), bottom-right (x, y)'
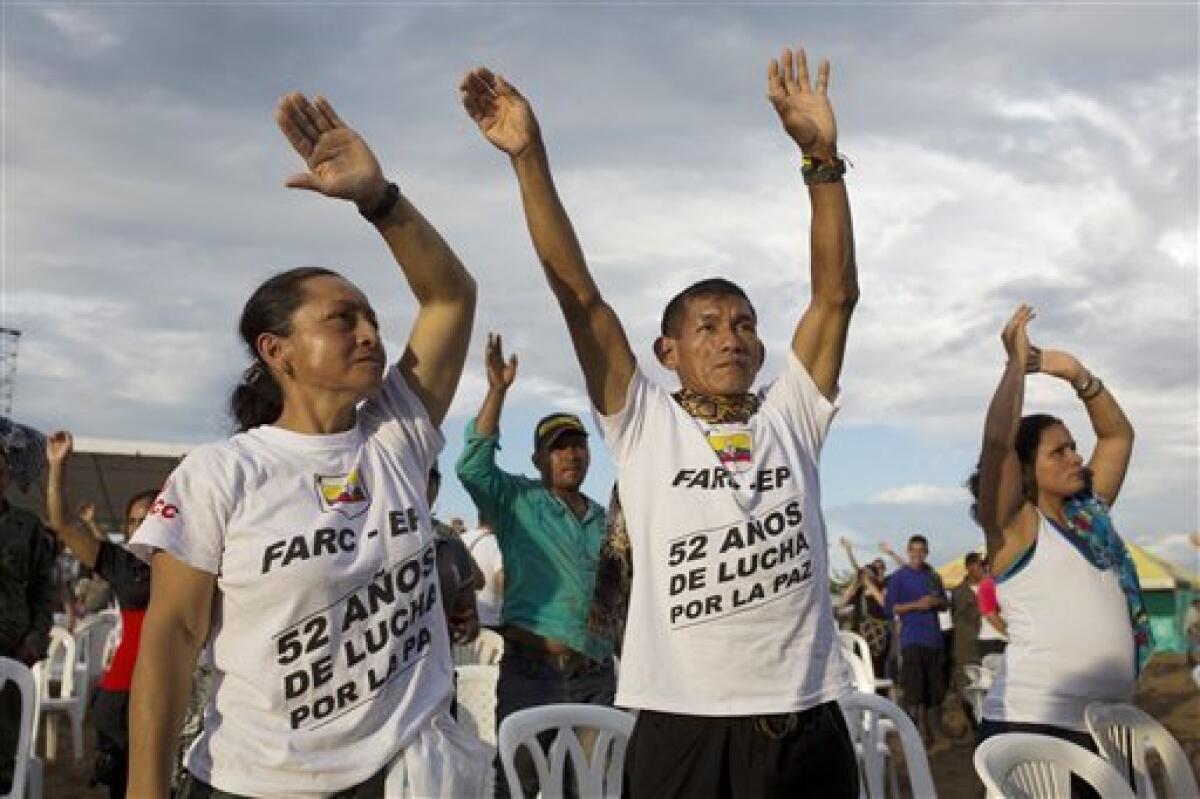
top-left (456, 334), bottom-right (613, 799)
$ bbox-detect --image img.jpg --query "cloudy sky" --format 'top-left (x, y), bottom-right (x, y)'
top-left (5, 3), bottom-right (1197, 574)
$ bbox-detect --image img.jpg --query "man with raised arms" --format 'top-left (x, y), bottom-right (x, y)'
top-left (462, 44), bottom-right (859, 797)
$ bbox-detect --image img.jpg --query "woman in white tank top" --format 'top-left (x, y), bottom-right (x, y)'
top-left (965, 305), bottom-right (1144, 790)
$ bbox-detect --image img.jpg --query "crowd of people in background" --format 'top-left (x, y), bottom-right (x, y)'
top-left (0, 40), bottom-right (1184, 799)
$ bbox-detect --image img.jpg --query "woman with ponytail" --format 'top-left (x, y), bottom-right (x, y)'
top-left (128, 92), bottom-right (478, 798)
top-left (968, 304), bottom-right (1144, 798)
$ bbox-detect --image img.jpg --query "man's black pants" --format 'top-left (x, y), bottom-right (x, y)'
top-left (625, 701), bottom-right (859, 799)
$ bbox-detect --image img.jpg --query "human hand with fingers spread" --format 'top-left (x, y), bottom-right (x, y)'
top-left (460, 67), bottom-right (541, 159)
top-left (274, 92), bottom-right (388, 207)
top-left (767, 46), bottom-right (838, 157)
top-left (485, 333), bottom-right (519, 393)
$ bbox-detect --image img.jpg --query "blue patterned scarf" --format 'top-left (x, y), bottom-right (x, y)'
top-left (1063, 491), bottom-right (1154, 674)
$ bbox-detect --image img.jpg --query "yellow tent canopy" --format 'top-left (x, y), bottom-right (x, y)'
top-left (937, 540), bottom-right (1198, 591)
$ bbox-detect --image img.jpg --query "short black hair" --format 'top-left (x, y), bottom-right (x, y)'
top-left (907, 534), bottom-right (929, 548)
top-left (660, 278), bottom-right (756, 338)
top-left (964, 551), bottom-right (982, 568)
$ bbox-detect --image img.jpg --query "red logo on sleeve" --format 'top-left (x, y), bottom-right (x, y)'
top-left (150, 496), bottom-right (179, 519)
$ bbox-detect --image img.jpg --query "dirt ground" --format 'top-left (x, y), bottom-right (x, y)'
top-left (37, 654), bottom-right (1200, 798)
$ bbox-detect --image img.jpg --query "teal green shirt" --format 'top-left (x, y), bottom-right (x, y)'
top-left (455, 418), bottom-right (611, 660)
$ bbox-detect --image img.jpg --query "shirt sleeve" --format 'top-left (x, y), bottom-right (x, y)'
top-left (761, 351), bottom-right (839, 456)
top-left (359, 365), bottom-right (446, 477)
top-left (128, 443), bottom-right (237, 575)
top-left (977, 578), bottom-right (999, 615)
top-left (94, 540), bottom-right (151, 593)
top-left (454, 418), bottom-right (520, 525)
top-left (593, 365), bottom-right (662, 465)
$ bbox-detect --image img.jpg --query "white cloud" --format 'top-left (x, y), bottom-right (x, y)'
top-left (868, 484), bottom-right (965, 507)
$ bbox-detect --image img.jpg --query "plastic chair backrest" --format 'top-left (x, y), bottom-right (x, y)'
top-left (41, 627), bottom-right (77, 699)
top-left (74, 612), bottom-right (119, 677)
top-left (841, 645), bottom-right (877, 694)
top-left (0, 658), bottom-right (37, 799)
top-left (497, 704), bottom-right (634, 799)
top-left (964, 664), bottom-right (992, 689)
top-left (981, 653), bottom-right (1004, 674)
top-left (455, 665), bottom-right (499, 748)
top-left (839, 691), bottom-right (936, 799)
top-left (974, 733), bottom-right (1134, 799)
top-left (839, 630), bottom-right (874, 671)
top-left (1084, 701), bottom-right (1198, 799)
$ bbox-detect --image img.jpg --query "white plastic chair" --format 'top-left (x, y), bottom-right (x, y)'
top-left (31, 628), bottom-right (85, 763)
top-left (841, 647), bottom-right (900, 797)
top-left (0, 658), bottom-right (43, 799)
top-left (839, 691), bottom-right (936, 799)
top-left (974, 733), bottom-right (1134, 799)
top-left (839, 629), bottom-right (893, 693)
top-left (1191, 664), bottom-right (1200, 691)
top-left (1084, 701), bottom-right (1198, 799)
top-left (963, 664), bottom-right (993, 724)
top-left (73, 611), bottom-right (120, 696)
top-left (452, 628), bottom-right (505, 666)
top-left (497, 704), bottom-right (634, 799)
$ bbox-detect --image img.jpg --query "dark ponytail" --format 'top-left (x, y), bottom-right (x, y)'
top-left (230, 266), bottom-right (339, 432)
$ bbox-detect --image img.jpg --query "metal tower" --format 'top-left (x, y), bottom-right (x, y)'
top-left (0, 327), bottom-right (20, 416)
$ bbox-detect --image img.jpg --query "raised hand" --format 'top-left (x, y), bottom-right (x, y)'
top-left (46, 430), bottom-right (73, 465)
top-left (460, 68), bottom-right (541, 158)
top-left (1001, 304), bottom-right (1036, 367)
top-left (78, 502), bottom-right (95, 524)
top-left (878, 541), bottom-right (896, 555)
top-left (274, 93), bottom-right (387, 206)
top-left (767, 46), bottom-right (838, 157)
top-left (485, 333), bottom-right (519, 392)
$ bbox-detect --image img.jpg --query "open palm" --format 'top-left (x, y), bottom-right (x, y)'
top-left (767, 46), bottom-right (838, 155)
top-left (460, 68), bottom-right (540, 158)
top-left (485, 333), bottom-right (519, 390)
top-left (275, 92), bottom-right (386, 204)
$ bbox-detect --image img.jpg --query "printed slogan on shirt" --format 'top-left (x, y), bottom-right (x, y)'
top-left (272, 541), bottom-right (439, 731)
top-left (666, 496), bottom-right (813, 628)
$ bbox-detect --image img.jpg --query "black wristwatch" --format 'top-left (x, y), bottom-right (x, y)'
top-left (358, 181), bottom-right (400, 223)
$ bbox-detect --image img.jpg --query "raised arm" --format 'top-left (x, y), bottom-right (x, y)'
top-left (839, 536), bottom-right (862, 572)
top-left (976, 305), bottom-right (1038, 561)
top-left (128, 553), bottom-right (214, 798)
top-left (1037, 349), bottom-right (1134, 506)
top-left (77, 503), bottom-right (107, 542)
top-left (460, 69), bottom-right (635, 415)
top-left (878, 541), bottom-right (904, 570)
top-left (768, 47), bottom-right (858, 401)
top-left (275, 93), bottom-right (476, 426)
top-left (44, 431), bottom-right (100, 569)
top-left (474, 333), bottom-right (518, 437)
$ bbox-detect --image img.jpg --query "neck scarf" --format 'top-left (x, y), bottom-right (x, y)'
top-left (1062, 491), bottom-right (1154, 674)
top-left (672, 388), bottom-right (760, 425)
top-left (585, 390), bottom-right (762, 649)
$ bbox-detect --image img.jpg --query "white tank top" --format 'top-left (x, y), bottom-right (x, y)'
top-left (982, 513), bottom-right (1135, 731)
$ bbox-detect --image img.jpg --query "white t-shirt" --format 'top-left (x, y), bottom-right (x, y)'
top-left (131, 366), bottom-right (452, 796)
top-left (461, 528), bottom-right (503, 627)
top-left (595, 352), bottom-right (853, 716)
